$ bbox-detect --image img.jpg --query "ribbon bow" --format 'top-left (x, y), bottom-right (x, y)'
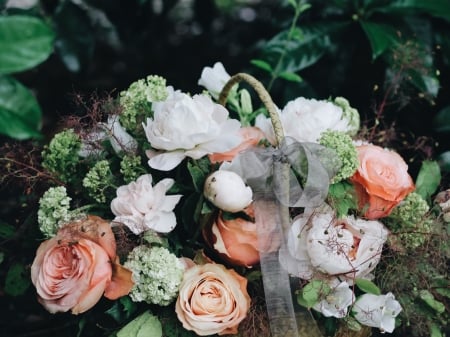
top-left (223, 136), bottom-right (341, 208)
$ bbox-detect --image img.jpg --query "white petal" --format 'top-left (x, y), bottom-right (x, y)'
top-left (148, 151), bottom-right (186, 171)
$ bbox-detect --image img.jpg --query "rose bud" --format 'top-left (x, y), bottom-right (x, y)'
top-left (203, 170), bottom-right (252, 213)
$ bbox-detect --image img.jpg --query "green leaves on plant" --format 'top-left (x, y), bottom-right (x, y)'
top-left (415, 160), bottom-right (441, 201)
top-left (328, 181), bottom-right (358, 218)
top-left (297, 279), bottom-right (331, 308)
top-left (0, 76), bottom-right (42, 139)
top-left (250, 59), bottom-right (273, 73)
top-left (0, 15), bottom-right (54, 74)
top-left (117, 311), bottom-right (162, 337)
top-left (360, 21), bottom-right (398, 60)
top-left (106, 297), bottom-right (138, 324)
top-left (355, 278), bottom-right (381, 295)
top-left (5, 262), bottom-right (30, 296)
top-left (418, 290), bottom-right (446, 314)
top-left (372, 0), bottom-right (450, 22)
top-left (433, 105), bottom-right (450, 133)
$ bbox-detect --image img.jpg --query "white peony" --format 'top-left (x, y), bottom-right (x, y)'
top-left (143, 89), bottom-right (241, 171)
top-left (353, 292), bottom-right (402, 333)
top-left (313, 281), bottom-right (354, 318)
top-left (255, 97), bottom-right (356, 144)
top-left (110, 174), bottom-right (182, 234)
top-left (203, 170), bottom-right (253, 213)
top-left (281, 206), bottom-right (388, 281)
top-left (198, 62), bottom-right (231, 99)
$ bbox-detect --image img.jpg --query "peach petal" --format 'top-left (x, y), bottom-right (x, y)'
top-left (104, 258), bottom-right (134, 300)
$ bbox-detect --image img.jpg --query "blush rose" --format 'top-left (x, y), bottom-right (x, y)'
top-left (350, 144), bottom-right (415, 219)
top-left (31, 215), bottom-right (133, 314)
top-left (175, 263), bottom-right (251, 336)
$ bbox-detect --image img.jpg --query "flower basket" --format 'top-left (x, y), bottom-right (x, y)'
top-left (13, 62), bottom-right (449, 337)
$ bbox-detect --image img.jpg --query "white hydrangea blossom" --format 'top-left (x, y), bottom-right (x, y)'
top-left (143, 89), bottom-right (241, 171)
top-left (203, 170), bottom-right (252, 213)
top-left (198, 62), bottom-right (231, 99)
top-left (255, 97), bottom-right (358, 144)
top-left (353, 292), bottom-right (402, 333)
top-left (111, 174), bottom-right (182, 234)
top-left (125, 245), bottom-right (184, 306)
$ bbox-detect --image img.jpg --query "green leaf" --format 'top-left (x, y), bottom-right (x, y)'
top-left (430, 324), bottom-right (444, 337)
top-left (415, 160), bottom-right (441, 201)
top-left (117, 311), bottom-right (162, 337)
top-left (437, 151), bottom-right (450, 173)
top-left (355, 278), bottom-right (381, 295)
top-left (418, 289), bottom-right (445, 313)
top-left (433, 105), bottom-right (450, 133)
top-left (360, 21), bottom-right (398, 59)
top-left (278, 71), bottom-right (303, 83)
top-left (298, 280), bottom-right (331, 308)
top-left (187, 162), bottom-right (207, 193)
top-left (0, 75), bottom-right (42, 139)
top-left (328, 182), bottom-right (358, 218)
top-left (0, 221), bottom-right (15, 239)
top-left (5, 262), bottom-right (31, 296)
top-left (0, 15), bottom-right (54, 74)
top-left (250, 59), bottom-right (273, 73)
top-left (407, 69), bottom-right (439, 99)
top-left (371, 0), bottom-right (450, 22)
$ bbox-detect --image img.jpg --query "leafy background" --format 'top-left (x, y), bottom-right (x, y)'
top-left (0, 0), bottom-right (449, 336)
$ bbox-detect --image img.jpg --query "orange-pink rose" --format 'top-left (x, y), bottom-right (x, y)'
top-left (350, 144), bottom-right (415, 219)
top-left (208, 126), bottom-right (265, 163)
top-left (31, 215), bottom-right (133, 314)
top-left (175, 263), bottom-right (251, 336)
top-left (202, 202), bottom-right (281, 267)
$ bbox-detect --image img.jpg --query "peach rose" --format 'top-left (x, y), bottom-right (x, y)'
top-left (31, 215), bottom-right (133, 314)
top-left (175, 263), bottom-right (250, 336)
top-left (350, 144), bottom-right (415, 219)
top-left (202, 202), bottom-right (280, 267)
top-left (208, 126), bottom-right (265, 163)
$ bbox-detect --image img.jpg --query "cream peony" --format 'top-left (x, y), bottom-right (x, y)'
top-left (203, 170), bottom-right (252, 213)
top-left (282, 206), bottom-right (388, 281)
top-left (110, 174), bottom-right (182, 234)
top-left (255, 97), bottom-right (355, 144)
top-left (175, 263), bottom-right (250, 336)
top-left (143, 89), bottom-right (241, 171)
top-left (353, 292), bottom-right (402, 333)
top-left (198, 62), bottom-right (231, 99)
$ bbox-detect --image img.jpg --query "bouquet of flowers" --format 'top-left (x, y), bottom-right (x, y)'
top-left (28, 62), bottom-right (449, 337)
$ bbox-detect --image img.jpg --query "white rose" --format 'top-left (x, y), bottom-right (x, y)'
top-left (313, 281), bottom-right (354, 318)
top-left (353, 292), bottom-right (402, 333)
top-left (143, 90), bottom-right (241, 171)
top-left (282, 207), bottom-right (388, 281)
top-left (111, 174), bottom-right (182, 234)
top-left (255, 97), bottom-right (354, 144)
top-left (204, 170), bottom-right (252, 213)
top-left (198, 62), bottom-right (231, 99)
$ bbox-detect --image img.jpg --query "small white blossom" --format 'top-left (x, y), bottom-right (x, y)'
top-left (255, 97), bottom-right (357, 144)
top-left (353, 292), bottom-right (402, 333)
top-left (313, 281), bottom-right (354, 318)
top-left (198, 62), bottom-right (231, 99)
top-left (204, 170), bottom-right (253, 213)
top-left (111, 174), bottom-right (182, 234)
top-left (143, 90), bottom-right (241, 171)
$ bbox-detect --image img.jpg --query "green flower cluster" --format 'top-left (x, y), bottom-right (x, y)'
top-left (119, 75), bottom-right (168, 132)
top-left (120, 154), bottom-right (144, 183)
top-left (319, 130), bottom-right (359, 183)
top-left (82, 160), bottom-right (114, 203)
top-left (41, 129), bottom-right (81, 183)
top-left (37, 186), bottom-right (73, 237)
top-left (125, 245), bottom-right (184, 306)
top-left (333, 97), bottom-right (360, 136)
top-left (388, 192), bottom-right (432, 250)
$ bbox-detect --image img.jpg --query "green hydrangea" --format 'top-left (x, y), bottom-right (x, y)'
top-left (319, 130), bottom-right (359, 183)
top-left (38, 186), bottom-right (74, 237)
top-left (119, 75), bottom-right (168, 132)
top-left (41, 129), bottom-right (81, 183)
top-left (125, 245), bottom-right (184, 306)
top-left (388, 192), bottom-right (432, 250)
top-left (120, 154), bottom-right (144, 183)
top-left (333, 97), bottom-right (360, 136)
top-left (82, 160), bottom-right (114, 203)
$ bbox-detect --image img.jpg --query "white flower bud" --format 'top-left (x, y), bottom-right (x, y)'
top-left (203, 170), bottom-right (252, 213)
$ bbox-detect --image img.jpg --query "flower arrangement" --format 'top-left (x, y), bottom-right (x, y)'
top-left (26, 62), bottom-right (449, 337)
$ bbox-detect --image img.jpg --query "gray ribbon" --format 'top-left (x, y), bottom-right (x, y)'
top-left (225, 136), bottom-right (341, 207)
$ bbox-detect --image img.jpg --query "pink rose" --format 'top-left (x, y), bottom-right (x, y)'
top-left (202, 202), bottom-right (280, 267)
top-left (350, 144), bottom-right (415, 219)
top-left (175, 263), bottom-right (251, 336)
top-left (31, 215), bottom-right (133, 314)
top-left (208, 126), bottom-right (265, 163)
